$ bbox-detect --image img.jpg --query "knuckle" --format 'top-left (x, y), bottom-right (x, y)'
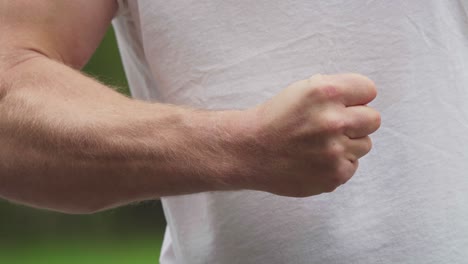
top-left (323, 161), bottom-right (354, 193)
top-left (316, 85), bottom-right (341, 100)
top-left (323, 142), bottom-right (345, 160)
top-left (331, 162), bottom-right (353, 183)
top-left (335, 164), bottom-right (349, 182)
top-left (308, 75), bottom-right (342, 101)
top-left (319, 112), bottom-right (346, 133)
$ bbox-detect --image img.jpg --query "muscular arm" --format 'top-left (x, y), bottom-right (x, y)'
top-left (0, 0), bottom-right (381, 214)
top-left (0, 0), bottom-right (246, 214)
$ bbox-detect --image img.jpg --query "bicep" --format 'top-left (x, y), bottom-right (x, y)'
top-left (0, 0), bottom-right (117, 69)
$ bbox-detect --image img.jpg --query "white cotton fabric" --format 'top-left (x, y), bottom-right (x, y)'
top-left (112, 1), bottom-right (468, 263)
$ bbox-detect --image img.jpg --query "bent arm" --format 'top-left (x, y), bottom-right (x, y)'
top-left (0, 1), bottom-right (246, 214)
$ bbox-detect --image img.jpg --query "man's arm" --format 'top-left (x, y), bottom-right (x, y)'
top-left (0, 1), bottom-right (381, 215)
top-left (0, 0), bottom-right (246, 214)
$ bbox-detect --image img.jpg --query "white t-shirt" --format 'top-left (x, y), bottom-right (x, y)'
top-left (113, 1), bottom-right (468, 263)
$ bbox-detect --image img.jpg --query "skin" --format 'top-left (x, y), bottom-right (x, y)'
top-left (0, 0), bottom-right (381, 214)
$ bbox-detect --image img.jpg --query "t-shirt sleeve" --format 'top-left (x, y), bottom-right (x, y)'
top-left (114, 0), bottom-right (129, 18)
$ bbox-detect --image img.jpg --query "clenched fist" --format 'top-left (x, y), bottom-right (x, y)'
top-left (237, 73), bottom-right (381, 197)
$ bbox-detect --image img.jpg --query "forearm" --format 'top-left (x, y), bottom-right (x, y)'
top-left (0, 53), bottom-right (246, 214)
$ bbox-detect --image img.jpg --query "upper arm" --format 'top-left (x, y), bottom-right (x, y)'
top-left (0, 0), bottom-right (118, 69)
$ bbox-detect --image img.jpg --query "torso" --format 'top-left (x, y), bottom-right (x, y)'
top-left (113, 1), bottom-right (468, 263)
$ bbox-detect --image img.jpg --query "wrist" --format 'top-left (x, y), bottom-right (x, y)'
top-left (202, 108), bottom-right (260, 192)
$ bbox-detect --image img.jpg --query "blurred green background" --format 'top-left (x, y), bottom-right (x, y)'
top-left (0, 27), bottom-right (166, 264)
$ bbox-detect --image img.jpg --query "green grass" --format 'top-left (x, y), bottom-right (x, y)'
top-left (83, 26), bottom-right (130, 95)
top-left (0, 201), bottom-right (166, 264)
top-left (0, 236), bottom-right (163, 264)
